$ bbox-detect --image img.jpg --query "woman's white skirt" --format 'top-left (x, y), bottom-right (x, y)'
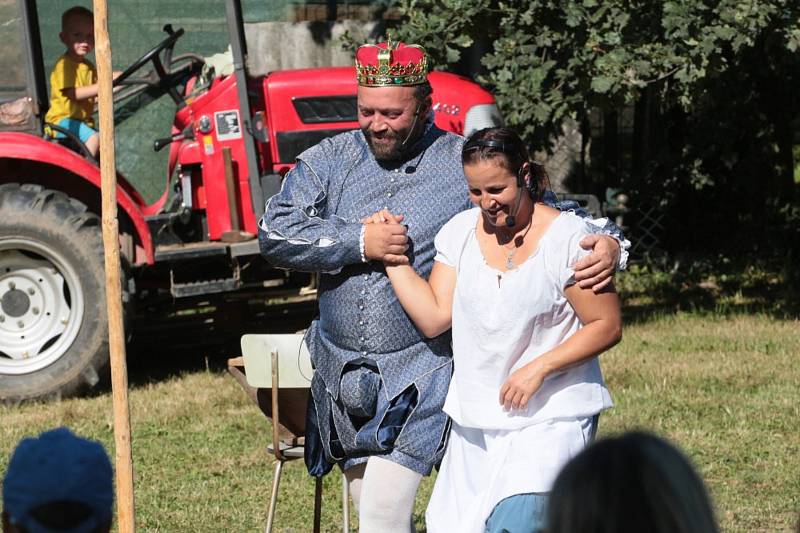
top-left (425, 417), bottom-right (595, 533)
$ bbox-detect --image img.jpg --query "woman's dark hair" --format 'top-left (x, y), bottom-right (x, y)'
top-left (461, 127), bottom-right (549, 201)
top-left (546, 431), bottom-right (719, 533)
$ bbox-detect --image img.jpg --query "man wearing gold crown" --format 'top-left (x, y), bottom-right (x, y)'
top-left (259, 39), bottom-right (628, 532)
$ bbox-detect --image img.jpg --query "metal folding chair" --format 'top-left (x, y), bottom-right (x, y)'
top-left (228, 333), bottom-right (350, 533)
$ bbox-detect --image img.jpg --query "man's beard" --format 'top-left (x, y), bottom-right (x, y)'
top-left (363, 125), bottom-right (414, 162)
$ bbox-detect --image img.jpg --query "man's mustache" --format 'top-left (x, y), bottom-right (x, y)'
top-left (367, 130), bottom-right (398, 141)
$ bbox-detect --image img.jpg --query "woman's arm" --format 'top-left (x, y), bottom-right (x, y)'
top-left (367, 209), bottom-right (456, 338)
top-left (385, 260), bottom-right (456, 338)
top-left (499, 282), bottom-right (622, 411)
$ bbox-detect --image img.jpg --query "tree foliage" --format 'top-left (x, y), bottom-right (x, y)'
top-left (397, 0), bottom-right (800, 254)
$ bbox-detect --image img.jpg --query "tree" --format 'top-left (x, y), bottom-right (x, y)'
top-left (397, 0), bottom-right (800, 253)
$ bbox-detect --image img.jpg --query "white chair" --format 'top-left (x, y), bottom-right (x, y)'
top-left (228, 333), bottom-right (350, 533)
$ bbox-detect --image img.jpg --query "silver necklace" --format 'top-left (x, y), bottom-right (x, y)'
top-left (502, 218), bottom-right (533, 270)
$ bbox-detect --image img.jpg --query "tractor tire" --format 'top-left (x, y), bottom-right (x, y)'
top-left (0, 183), bottom-right (118, 402)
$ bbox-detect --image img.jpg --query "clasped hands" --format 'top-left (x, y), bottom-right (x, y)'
top-left (361, 209), bottom-right (409, 265)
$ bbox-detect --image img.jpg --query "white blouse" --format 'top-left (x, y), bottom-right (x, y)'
top-left (434, 208), bottom-right (613, 430)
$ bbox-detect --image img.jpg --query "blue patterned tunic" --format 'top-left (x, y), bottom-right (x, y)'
top-left (259, 121), bottom-right (468, 475)
top-left (258, 120), bottom-right (629, 476)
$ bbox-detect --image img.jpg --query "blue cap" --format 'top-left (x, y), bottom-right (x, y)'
top-left (2, 427), bottom-right (114, 533)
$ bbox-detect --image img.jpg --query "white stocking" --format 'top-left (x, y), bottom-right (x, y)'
top-left (356, 456), bottom-right (422, 533)
top-left (344, 462), bottom-right (367, 512)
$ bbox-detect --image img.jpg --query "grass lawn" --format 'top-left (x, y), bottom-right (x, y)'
top-left (1, 312), bottom-right (798, 531)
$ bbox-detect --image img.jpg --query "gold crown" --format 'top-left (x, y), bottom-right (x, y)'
top-left (355, 38), bottom-right (429, 87)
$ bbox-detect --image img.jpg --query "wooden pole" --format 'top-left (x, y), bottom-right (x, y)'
top-left (92, 2), bottom-right (136, 531)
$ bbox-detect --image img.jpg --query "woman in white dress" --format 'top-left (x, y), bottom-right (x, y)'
top-left (373, 127), bottom-right (622, 533)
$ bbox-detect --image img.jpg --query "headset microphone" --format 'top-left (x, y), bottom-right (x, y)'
top-left (399, 105), bottom-right (422, 149)
top-left (504, 184), bottom-right (523, 228)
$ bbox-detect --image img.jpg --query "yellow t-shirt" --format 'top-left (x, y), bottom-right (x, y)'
top-left (44, 54), bottom-right (97, 128)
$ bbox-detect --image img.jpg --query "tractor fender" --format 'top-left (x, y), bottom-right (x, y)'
top-left (0, 132), bottom-right (154, 264)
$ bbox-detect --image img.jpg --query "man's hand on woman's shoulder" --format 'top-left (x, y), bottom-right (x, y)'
top-left (572, 234), bottom-right (620, 292)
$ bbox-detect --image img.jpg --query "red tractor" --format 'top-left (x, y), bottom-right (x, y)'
top-left (0, 0), bottom-right (501, 401)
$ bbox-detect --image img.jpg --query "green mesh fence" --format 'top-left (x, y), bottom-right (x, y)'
top-left (37, 0), bottom-right (291, 204)
top-left (0, 1), bottom-right (27, 95)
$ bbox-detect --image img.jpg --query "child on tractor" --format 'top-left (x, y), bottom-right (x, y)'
top-left (44, 6), bottom-right (119, 158)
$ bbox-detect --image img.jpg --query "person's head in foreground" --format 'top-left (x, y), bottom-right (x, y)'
top-left (461, 127), bottom-right (550, 232)
top-left (546, 431), bottom-right (719, 533)
top-left (2, 427), bottom-right (113, 533)
top-left (355, 38), bottom-right (433, 162)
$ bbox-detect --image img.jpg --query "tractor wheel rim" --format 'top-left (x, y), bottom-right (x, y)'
top-left (0, 239), bottom-right (85, 375)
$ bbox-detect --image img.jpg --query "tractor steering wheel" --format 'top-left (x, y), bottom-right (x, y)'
top-left (113, 24), bottom-right (186, 104)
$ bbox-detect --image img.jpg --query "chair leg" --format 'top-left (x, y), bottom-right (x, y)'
top-left (313, 476), bottom-right (323, 533)
top-left (266, 459), bottom-right (283, 533)
top-left (342, 472), bottom-right (350, 533)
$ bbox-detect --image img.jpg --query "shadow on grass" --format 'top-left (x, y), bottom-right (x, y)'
top-left (619, 256), bottom-right (800, 325)
top-left (123, 296), bottom-right (317, 389)
top-left (104, 256), bottom-right (799, 392)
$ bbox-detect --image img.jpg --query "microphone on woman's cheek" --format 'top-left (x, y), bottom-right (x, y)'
top-left (505, 185), bottom-right (523, 228)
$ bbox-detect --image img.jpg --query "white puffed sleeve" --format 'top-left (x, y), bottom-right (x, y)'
top-left (554, 214), bottom-right (596, 290)
top-left (433, 208), bottom-right (476, 270)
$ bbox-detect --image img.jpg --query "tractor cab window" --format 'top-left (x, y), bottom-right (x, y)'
top-left (0, 0), bottom-right (32, 130)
